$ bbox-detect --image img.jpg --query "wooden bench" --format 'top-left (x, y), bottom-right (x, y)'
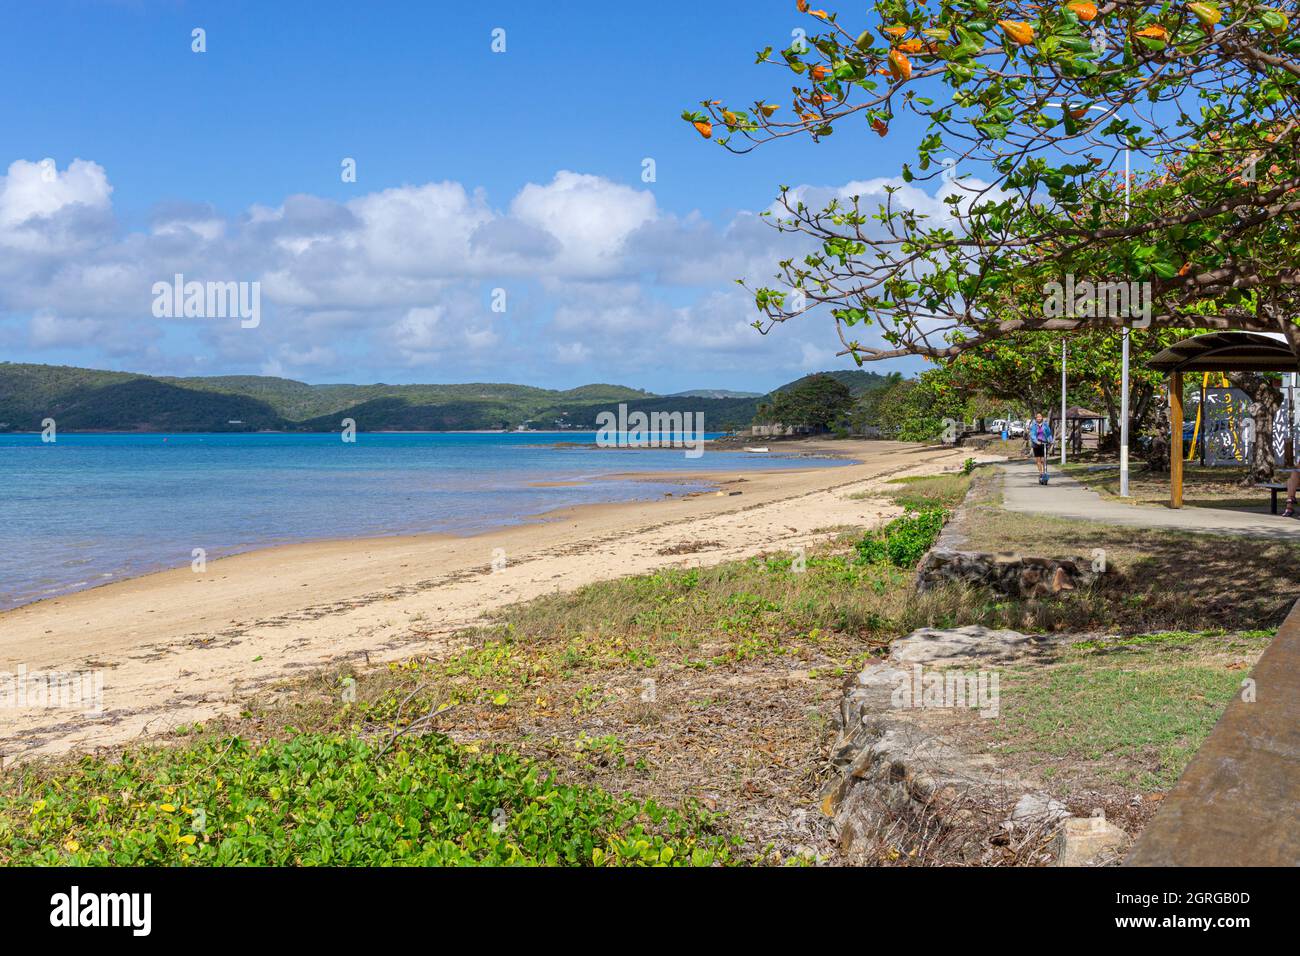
top-left (1257, 482), bottom-right (1289, 514)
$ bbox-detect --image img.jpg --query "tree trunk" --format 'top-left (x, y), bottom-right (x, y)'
top-left (1226, 372), bottom-right (1282, 485)
top-left (1142, 378), bottom-right (1172, 473)
top-left (1098, 379), bottom-right (1120, 453)
top-left (1146, 402), bottom-right (1171, 474)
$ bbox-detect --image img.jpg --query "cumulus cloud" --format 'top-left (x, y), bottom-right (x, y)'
top-left (0, 158), bottom-right (114, 254)
top-left (0, 159), bottom-right (940, 385)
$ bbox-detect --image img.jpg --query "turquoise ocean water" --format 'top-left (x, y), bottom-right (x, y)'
top-left (0, 432), bottom-right (845, 610)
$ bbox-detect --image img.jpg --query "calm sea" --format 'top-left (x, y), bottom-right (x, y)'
top-left (0, 432), bottom-right (845, 610)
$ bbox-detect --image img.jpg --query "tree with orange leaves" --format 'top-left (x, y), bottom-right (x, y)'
top-left (685, 2), bottom-right (1300, 367)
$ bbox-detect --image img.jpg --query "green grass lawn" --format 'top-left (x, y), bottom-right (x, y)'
top-left (989, 629), bottom-right (1272, 790)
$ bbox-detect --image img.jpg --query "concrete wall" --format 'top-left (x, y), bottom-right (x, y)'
top-left (1126, 598), bottom-right (1300, 866)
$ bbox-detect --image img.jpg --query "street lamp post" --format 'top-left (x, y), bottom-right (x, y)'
top-left (1061, 338), bottom-right (1068, 467)
top-left (1119, 146), bottom-right (1132, 496)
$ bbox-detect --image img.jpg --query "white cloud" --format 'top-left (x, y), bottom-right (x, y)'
top-left (28, 311), bottom-right (104, 348)
top-left (0, 158), bottom-right (114, 253)
top-left (0, 158), bottom-right (941, 385)
top-left (511, 172), bottom-right (656, 276)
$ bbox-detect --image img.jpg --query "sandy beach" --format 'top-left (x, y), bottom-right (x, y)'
top-left (1, 439), bottom-right (976, 762)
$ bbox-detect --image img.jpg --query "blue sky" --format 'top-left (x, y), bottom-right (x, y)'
top-left (0, 0), bottom-right (934, 392)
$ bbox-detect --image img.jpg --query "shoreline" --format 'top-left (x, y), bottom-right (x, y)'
top-left (0, 439), bottom-right (978, 763)
top-left (2, 450), bottom-right (838, 613)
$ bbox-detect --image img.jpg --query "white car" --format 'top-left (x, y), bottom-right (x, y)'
top-left (1008, 421), bottom-right (1026, 438)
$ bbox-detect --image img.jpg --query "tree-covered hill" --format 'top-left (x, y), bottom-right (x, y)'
top-left (773, 369), bottom-right (891, 397)
top-left (0, 363), bottom-right (818, 433)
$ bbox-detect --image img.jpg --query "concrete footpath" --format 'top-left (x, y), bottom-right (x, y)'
top-left (999, 461), bottom-right (1300, 540)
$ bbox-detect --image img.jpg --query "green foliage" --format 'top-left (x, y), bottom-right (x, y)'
top-left (867, 369), bottom-right (968, 441)
top-left (692, 4), bottom-right (1300, 366)
top-left (0, 733), bottom-right (732, 866)
top-left (757, 372), bottom-right (854, 431)
top-left (855, 508), bottom-right (947, 568)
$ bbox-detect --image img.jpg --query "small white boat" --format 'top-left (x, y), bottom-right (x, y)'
top-left (743, 446), bottom-right (770, 453)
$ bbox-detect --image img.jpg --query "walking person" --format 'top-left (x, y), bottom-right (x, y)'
top-left (1281, 470), bottom-right (1300, 518)
top-left (1029, 412), bottom-right (1053, 485)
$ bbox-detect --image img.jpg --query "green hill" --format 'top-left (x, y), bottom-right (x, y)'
top-left (773, 369), bottom-right (892, 397)
top-left (0, 362), bottom-right (886, 433)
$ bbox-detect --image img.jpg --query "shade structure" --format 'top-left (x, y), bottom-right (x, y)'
top-left (1147, 331), bottom-right (1299, 508)
top-left (1062, 405), bottom-right (1104, 421)
top-left (1148, 331), bottom-right (1299, 374)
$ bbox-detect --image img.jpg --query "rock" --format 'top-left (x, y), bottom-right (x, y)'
top-left (889, 624), bottom-right (1046, 664)
top-left (1051, 815), bottom-right (1131, 866)
top-left (1011, 792), bottom-right (1069, 829)
top-left (916, 548), bottom-right (1100, 597)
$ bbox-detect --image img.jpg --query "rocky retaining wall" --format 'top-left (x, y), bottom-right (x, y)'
top-left (916, 548), bottom-right (1100, 598)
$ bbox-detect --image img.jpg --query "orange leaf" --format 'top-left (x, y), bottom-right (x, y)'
top-left (883, 24), bottom-right (907, 37)
top-left (810, 64), bottom-right (829, 80)
top-left (871, 118), bottom-right (889, 137)
top-left (693, 121), bottom-right (713, 139)
top-left (898, 38), bottom-right (924, 53)
top-left (888, 49), bottom-right (913, 80)
top-left (1066, 2), bottom-right (1097, 21)
top-left (1134, 24), bottom-right (1169, 40)
top-left (998, 20), bottom-right (1035, 45)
